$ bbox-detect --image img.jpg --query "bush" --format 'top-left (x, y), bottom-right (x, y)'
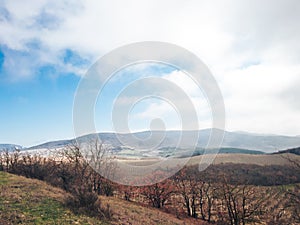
top-left (66, 185), bottom-right (113, 219)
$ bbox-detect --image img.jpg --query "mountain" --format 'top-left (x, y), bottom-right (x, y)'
top-left (25, 129), bottom-right (300, 154)
top-left (0, 144), bottom-right (22, 151)
top-left (273, 147), bottom-right (300, 155)
top-left (221, 131), bottom-right (300, 152)
top-left (26, 139), bottom-right (74, 150)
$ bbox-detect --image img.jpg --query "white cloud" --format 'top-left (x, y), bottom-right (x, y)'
top-left (124, 70), bottom-right (212, 131)
top-left (1, 0), bottom-right (300, 134)
top-left (134, 101), bottom-right (175, 120)
top-left (221, 63), bottom-right (300, 135)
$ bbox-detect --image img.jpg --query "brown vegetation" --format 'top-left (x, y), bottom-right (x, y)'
top-left (1, 145), bottom-right (300, 224)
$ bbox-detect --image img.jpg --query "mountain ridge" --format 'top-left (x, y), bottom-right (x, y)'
top-left (22, 129), bottom-right (300, 153)
top-left (0, 144), bottom-right (23, 151)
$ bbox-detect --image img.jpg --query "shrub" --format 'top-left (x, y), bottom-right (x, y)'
top-left (66, 185), bottom-right (113, 219)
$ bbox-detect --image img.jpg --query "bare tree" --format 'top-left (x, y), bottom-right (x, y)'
top-left (175, 167), bottom-right (198, 218)
top-left (281, 154), bottom-right (300, 222)
top-left (140, 171), bottom-right (175, 209)
top-left (56, 139), bottom-right (116, 196)
top-left (0, 148), bottom-right (21, 173)
top-left (198, 181), bottom-right (217, 222)
top-left (221, 177), bottom-right (269, 225)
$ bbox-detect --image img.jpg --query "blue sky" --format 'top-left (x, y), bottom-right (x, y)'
top-left (0, 47), bottom-right (81, 146)
top-left (1, 0), bottom-right (300, 147)
top-left (94, 63), bottom-right (188, 134)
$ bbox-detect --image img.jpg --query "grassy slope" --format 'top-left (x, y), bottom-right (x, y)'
top-left (100, 197), bottom-right (202, 225)
top-left (0, 172), bottom-right (107, 225)
top-left (0, 172), bottom-right (201, 225)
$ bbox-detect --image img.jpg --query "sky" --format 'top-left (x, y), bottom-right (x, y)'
top-left (0, 0), bottom-right (300, 147)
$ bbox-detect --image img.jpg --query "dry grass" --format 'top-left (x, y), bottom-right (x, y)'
top-left (189, 153), bottom-right (300, 166)
top-left (0, 172), bottom-right (204, 225)
top-left (0, 171), bottom-right (107, 224)
top-left (100, 196), bottom-right (206, 225)
top-left (119, 153), bottom-right (300, 167)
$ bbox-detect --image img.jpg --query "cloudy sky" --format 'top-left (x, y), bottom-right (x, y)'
top-left (0, 0), bottom-right (300, 147)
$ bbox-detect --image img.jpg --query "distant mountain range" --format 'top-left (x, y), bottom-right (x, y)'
top-left (22, 129), bottom-right (300, 154)
top-left (0, 144), bottom-right (23, 151)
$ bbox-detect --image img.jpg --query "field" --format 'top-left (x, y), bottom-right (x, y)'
top-left (118, 153), bottom-right (300, 166)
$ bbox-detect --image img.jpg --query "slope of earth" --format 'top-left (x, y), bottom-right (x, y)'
top-left (0, 172), bottom-right (202, 225)
top-left (273, 147), bottom-right (300, 155)
top-left (0, 172), bottom-right (108, 225)
top-left (100, 196), bottom-right (203, 225)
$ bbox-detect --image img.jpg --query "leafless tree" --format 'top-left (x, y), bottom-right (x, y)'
top-left (58, 139), bottom-right (117, 196)
top-left (174, 167), bottom-right (198, 218)
top-left (0, 148), bottom-right (21, 172)
top-left (221, 177), bottom-right (270, 225)
top-left (198, 181), bottom-right (217, 222)
top-left (140, 171), bottom-right (175, 209)
top-left (281, 154), bottom-right (300, 222)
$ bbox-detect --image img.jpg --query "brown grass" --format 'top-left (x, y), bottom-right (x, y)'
top-left (0, 171), bottom-right (107, 224)
top-left (0, 172), bottom-right (205, 224)
top-left (119, 153), bottom-right (300, 167)
top-left (100, 196), bottom-right (206, 225)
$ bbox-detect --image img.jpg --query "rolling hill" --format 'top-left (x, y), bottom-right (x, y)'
top-left (273, 147), bottom-right (300, 155)
top-left (25, 129), bottom-right (300, 154)
top-left (0, 144), bottom-right (22, 151)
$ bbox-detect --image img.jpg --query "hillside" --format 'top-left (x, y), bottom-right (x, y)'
top-left (0, 172), bottom-right (106, 224)
top-left (26, 129), bottom-right (300, 153)
top-left (101, 197), bottom-right (200, 225)
top-left (0, 172), bottom-right (200, 225)
top-left (0, 144), bottom-right (22, 151)
top-left (273, 147), bottom-right (300, 155)
top-left (121, 153), bottom-right (300, 167)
